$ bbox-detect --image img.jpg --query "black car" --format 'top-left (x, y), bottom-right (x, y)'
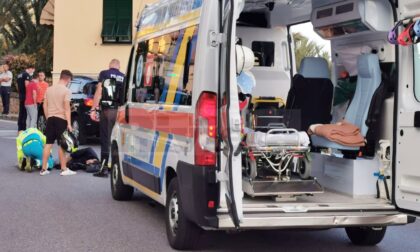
top-left (37, 76), bottom-right (99, 144)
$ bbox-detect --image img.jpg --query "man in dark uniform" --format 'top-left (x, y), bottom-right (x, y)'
top-left (17, 65), bottom-right (35, 132)
top-left (90, 59), bottom-right (125, 177)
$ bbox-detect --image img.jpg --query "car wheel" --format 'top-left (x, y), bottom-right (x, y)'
top-left (165, 178), bottom-right (201, 250)
top-left (72, 116), bottom-right (87, 145)
top-left (111, 147), bottom-right (133, 201)
top-left (345, 226), bottom-right (387, 246)
top-left (37, 114), bottom-right (47, 133)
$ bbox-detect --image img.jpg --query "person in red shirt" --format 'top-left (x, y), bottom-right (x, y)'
top-left (25, 72), bottom-right (39, 128)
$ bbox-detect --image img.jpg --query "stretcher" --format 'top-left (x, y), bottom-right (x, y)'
top-left (242, 128), bottom-right (323, 197)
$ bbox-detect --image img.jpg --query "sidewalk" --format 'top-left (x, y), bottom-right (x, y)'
top-left (0, 114), bottom-right (18, 121)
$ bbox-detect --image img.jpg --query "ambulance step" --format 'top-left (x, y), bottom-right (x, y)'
top-left (243, 178), bottom-right (324, 197)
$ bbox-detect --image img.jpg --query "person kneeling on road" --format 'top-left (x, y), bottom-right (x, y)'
top-left (40, 70), bottom-right (76, 176)
top-left (16, 128), bottom-right (54, 172)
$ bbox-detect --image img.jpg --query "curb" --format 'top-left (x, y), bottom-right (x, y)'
top-left (0, 114), bottom-right (18, 122)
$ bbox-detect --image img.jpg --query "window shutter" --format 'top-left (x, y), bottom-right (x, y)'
top-left (102, 0), bottom-right (118, 42)
top-left (102, 0), bottom-right (132, 43)
top-left (116, 0), bottom-right (132, 42)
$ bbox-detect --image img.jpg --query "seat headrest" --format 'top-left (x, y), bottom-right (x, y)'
top-left (357, 54), bottom-right (380, 78)
top-left (299, 57), bottom-right (330, 79)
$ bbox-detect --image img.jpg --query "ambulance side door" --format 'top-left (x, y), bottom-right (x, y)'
top-left (394, 0), bottom-right (420, 215)
top-left (218, 0), bottom-right (243, 227)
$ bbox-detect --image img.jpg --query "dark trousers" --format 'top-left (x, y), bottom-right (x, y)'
top-left (0, 86), bottom-right (11, 114)
top-left (100, 108), bottom-right (117, 164)
top-left (18, 99), bottom-right (27, 131)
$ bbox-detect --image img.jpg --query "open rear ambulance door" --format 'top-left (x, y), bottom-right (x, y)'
top-left (218, 0), bottom-right (243, 227)
top-left (395, 0), bottom-right (420, 215)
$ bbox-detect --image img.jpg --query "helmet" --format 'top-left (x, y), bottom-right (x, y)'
top-left (398, 23), bottom-right (415, 46)
top-left (60, 131), bottom-right (78, 153)
top-left (388, 21), bottom-right (402, 45)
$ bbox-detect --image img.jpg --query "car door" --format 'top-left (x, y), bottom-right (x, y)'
top-left (395, 0), bottom-right (420, 214)
top-left (218, 0), bottom-right (243, 227)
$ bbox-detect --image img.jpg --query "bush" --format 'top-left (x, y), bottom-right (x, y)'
top-left (2, 54), bottom-right (36, 92)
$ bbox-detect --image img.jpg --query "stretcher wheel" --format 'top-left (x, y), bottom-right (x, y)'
top-left (298, 157), bottom-right (311, 180)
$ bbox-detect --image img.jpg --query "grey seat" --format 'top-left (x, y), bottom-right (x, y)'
top-left (311, 54), bottom-right (382, 150)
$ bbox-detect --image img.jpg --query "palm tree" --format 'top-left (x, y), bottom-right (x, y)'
top-left (293, 32), bottom-right (331, 72)
top-left (0, 0), bottom-right (53, 72)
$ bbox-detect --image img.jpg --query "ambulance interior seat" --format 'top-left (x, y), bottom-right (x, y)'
top-left (311, 54), bottom-right (382, 155)
top-left (362, 62), bottom-right (395, 157)
top-left (285, 57), bottom-right (333, 131)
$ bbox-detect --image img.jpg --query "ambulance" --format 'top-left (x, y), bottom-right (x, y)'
top-left (102, 0), bottom-right (420, 249)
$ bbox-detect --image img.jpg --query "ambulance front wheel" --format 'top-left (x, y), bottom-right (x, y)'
top-left (165, 178), bottom-right (201, 250)
top-left (110, 147), bottom-right (133, 201)
top-left (345, 226), bottom-right (387, 246)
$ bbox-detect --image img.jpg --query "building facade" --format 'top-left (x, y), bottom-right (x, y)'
top-left (43, 0), bottom-right (157, 83)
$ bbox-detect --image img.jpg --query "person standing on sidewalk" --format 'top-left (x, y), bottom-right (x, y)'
top-left (40, 70), bottom-right (76, 176)
top-left (25, 72), bottom-right (39, 128)
top-left (36, 71), bottom-right (49, 113)
top-left (36, 71), bottom-right (49, 125)
top-left (0, 63), bottom-right (13, 116)
top-left (17, 65), bottom-right (35, 132)
top-left (90, 59), bottom-right (125, 177)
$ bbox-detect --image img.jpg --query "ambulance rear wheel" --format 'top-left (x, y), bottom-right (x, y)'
top-left (345, 226), bottom-right (387, 246)
top-left (165, 178), bottom-right (201, 250)
top-left (111, 149), bottom-right (133, 201)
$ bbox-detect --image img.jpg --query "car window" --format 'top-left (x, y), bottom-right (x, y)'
top-left (83, 82), bottom-right (97, 96)
top-left (69, 81), bottom-right (82, 94)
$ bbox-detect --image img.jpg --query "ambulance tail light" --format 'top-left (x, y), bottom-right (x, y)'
top-left (195, 92), bottom-right (217, 166)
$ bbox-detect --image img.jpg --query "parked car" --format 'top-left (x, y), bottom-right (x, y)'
top-left (37, 76), bottom-right (99, 144)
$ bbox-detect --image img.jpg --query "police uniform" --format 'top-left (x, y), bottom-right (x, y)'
top-left (16, 71), bottom-right (32, 131)
top-left (98, 68), bottom-right (125, 168)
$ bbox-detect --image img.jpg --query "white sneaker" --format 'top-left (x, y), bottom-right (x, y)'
top-left (40, 170), bottom-right (50, 176)
top-left (60, 168), bottom-right (76, 176)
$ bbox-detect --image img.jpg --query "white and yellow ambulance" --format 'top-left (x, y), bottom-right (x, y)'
top-left (102, 0), bottom-right (420, 249)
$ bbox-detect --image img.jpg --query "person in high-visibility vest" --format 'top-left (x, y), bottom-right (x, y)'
top-left (16, 128), bottom-right (54, 172)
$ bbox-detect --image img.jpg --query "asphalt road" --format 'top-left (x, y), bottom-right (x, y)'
top-left (0, 119), bottom-right (419, 252)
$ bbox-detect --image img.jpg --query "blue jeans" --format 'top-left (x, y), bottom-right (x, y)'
top-left (22, 140), bottom-right (54, 169)
top-left (0, 86), bottom-right (11, 114)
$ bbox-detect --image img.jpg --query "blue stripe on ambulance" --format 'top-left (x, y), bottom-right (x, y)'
top-left (123, 133), bottom-right (174, 194)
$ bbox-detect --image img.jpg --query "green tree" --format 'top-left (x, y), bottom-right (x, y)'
top-left (293, 32), bottom-right (331, 72)
top-left (0, 0), bottom-right (53, 74)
